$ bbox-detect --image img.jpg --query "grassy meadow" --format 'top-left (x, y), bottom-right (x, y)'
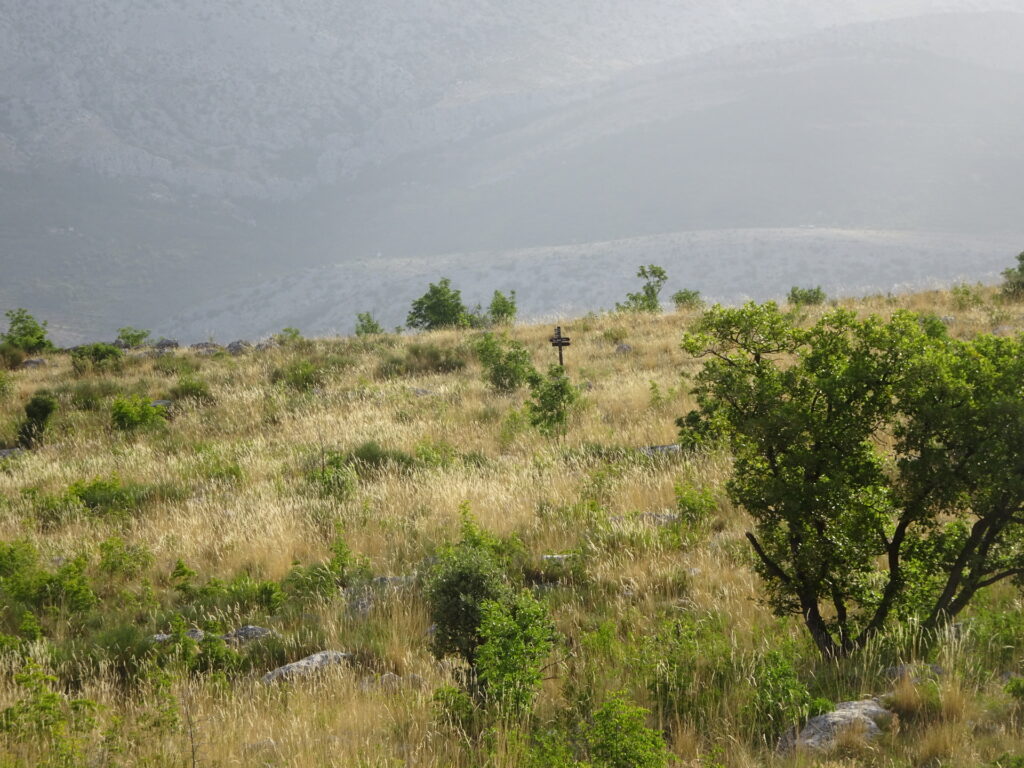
top-left (0, 284), bottom-right (1022, 767)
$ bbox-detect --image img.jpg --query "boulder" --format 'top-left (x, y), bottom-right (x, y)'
top-left (20, 358), bottom-right (46, 369)
top-left (777, 699), bottom-right (894, 754)
top-left (639, 444), bottom-right (683, 457)
top-left (615, 343), bottom-right (633, 355)
top-left (150, 628), bottom-right (205, 643)
top-left (226, 340), bottom-right (252, 355)
top-left (261, 650), bottom-right (351, 684)
top-left (150, 400), bottom-right (173, 409)
top-left (155, 339), bottom-right (179, 350)
top-left (0, 448), bottom-right (25, 461)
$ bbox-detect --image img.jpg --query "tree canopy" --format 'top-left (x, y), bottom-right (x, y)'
top-left (680, 303), bottom-right (1024, 656)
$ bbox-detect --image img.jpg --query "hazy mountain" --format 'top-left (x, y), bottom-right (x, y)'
top-left (1, 2), bottom-right (1022, 341)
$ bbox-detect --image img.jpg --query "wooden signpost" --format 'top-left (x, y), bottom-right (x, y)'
top-left (549, 326), bottom-right (571, 367)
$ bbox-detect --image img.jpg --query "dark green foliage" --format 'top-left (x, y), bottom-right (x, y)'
top-left (476, 590), bottom-right (555, 714)
top-left (407, 278), bottom-right (470, 330)
top-left (0, 370), bottom-right (11, 402)
top-left (671, 288), bottom-right (705, 311)
top-left (2, 308), bottom-right (52, 353)
top-left (71, 343), bottom-right (123, 365)
top-left (426, 516), bottom-right (520, 664)
top-left (66, 379), bottom-right (122, 411)
top-left (152, 355), bottom-right (200, 376)
top-left (98, 537), bottom-right (155, 579)
top-left (378, 342), bottom-right (468, 378)
top-left (354, 312), bottom-right (385, 336)
top-left (17, 390), bottom-right (58, 448)
top-left (786, 285), bottom-right (827, 306)
top-left (475, 332), bottom-right (536, 393)
top-left (584, 694), bottom-right (671, 768)
top-left (274, 327), bottom-right (303, 345)
top-left (111, 395), bottom-right (165, 431)
top-left (169, 376), bottom-right (214, 404)
top-left (116, 326), bottom-right (151, 348)
top-left (281, 535), bottom-right (368, 602)
top-left (617, 265), bottom-right (668, 314)
top-left (66, 476), bottom-right (153, 521)
top-left (270, 359), bottom-right (324, 391)
top-left (1001, 251), bottom-right (1024, 301)
top-left (345, 441), bottom-right (416, 476)
top-left (744, 648), bottom-right (829, 739)
top-left (0, 341), bottom-right (27, 370)
top-left (526, 364), bottom-right (581, 436)
top-left (1005, 677), bottom-right (1024, 702)
top-left (487, 290), bottom-right (518, 326)
top-left (305, 450), bottom-right (359, 500)
top-left (681, 302), bottom-right (1024, 656)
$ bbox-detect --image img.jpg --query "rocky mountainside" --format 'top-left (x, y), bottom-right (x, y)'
top-left (1, 2), bottom-right (1022, 341)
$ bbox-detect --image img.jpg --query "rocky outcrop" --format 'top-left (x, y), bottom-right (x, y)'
top-left (261, 651), bottom-right (351, 684)
top-left (777, 699), bottom-right (895, 754)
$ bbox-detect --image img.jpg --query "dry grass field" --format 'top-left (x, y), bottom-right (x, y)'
top-left (0, 284), bottom-right (1022, 767)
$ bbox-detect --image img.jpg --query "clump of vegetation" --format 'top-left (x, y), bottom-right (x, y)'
top-left (0, 371), bottom-right (11, 403)
top-left (525, 364), bottom-right (580, 436)
top-left (270, 359), bottom-right (324, 391)
top-left (1001, 251), bottom-right (1024, 301)
top-left (2, 309), bottom-right (53, 355)
top-left (116, 326), bottom-right (151, 348)
top-left (951, 282), bottom-right (986, 310)
top-left (305, 450), bottom-right (360, 501)
top-left (617, 265), bottom-right (668, 313)
top-left (786, 285), bottom-right (827, 306)
top-left (17, 390), bottom-right (58, 448)
top-left (407, 277), bottom-right (472, 330)
top-left (671, 288), bottom-right (705, 311)
top-left (475, 332), bottom-right (536, 393)
top-left (487, 290), bottom-right (518, 326)
top-left (70, 342), bottom-right (124, 375)
top-left (354, 312), bottom-right (385, 336)
top-left (152, 355), bottom-right (200, 376)
top-left (378, 342), bottom-right (467, 378)
top-left (110, 395), bottom-right (165, 431)
top-left (168, 375), bottom-right (214, 404)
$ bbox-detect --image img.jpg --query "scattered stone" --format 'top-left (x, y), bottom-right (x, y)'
top-left (993, 326), bottom-right (1016, 337)
top-left (777, 699), bottom-right (894, 755)
top-left (542, 554), bottom-right (574, 564)
top-left (20, 358), bottom-right (46, 369)
top-left (373, 575), bottom-right (411, 589)
top-left (150, 400), bottom-right (173, 409)
top-left (150, 628), bottom-right (205, 643)
top-left (409, 387), bottom-right (434, 397)
top-left (244, 738), bottom-right (279, 755)
top-left (379, 672), bottom-right (403, 693)
top-left (261, 651), bottom-right (351, 684)
top-left (615, 343), bottom-right (633, 355)
top-left (155, 339), bottom-right (179, 350)
top-left (0, 448), bottom-right (25, 461)
top-left (254, 340), bottom-right (277, 351)
top-left (222, 625), bottom-right (278, 644)
top-left (639, 511), bottom-right (680, 526)
top-left (406, 673), bottom-right (426, 690)
top-left (639, 444), bottom-right (683, 457)
top-left (941, 316), bottom-right (956, 325)
top-left (226, 340), bottom-right (252, 355)
top-left (190, 341), bottom-right (221, 351)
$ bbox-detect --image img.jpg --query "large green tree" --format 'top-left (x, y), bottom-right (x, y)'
top-left (406, 278), bottom-right (469, 330)
top-left (680, 303), bottom-right (1024, 657)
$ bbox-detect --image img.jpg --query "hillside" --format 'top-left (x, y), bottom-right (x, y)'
top-left (0, 285), bottom-right (1022, 766)
top-left (3, 3), bottom-right (1024, 340)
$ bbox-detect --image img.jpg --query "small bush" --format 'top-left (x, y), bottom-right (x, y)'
top-left (169, 376), bottom-right (214, 404)
top-left (601, 327), bottom-right (628, 345)
top-left (2, 309), bottom-right (52, 354)
top-left (585, 693), bottom-right (671, 768)
top-left (407, 278), bottom-right (471, 330)
top-left (354, 312), bottom-right (385, 336)
top-left (488, 290), bottom-right (518, 326)
top-left (525, 365), bottom-right (581, 436)
top-left (67, 380), bottom-right (122, 411)
top-left (1001, 251), bottom-right (1024, 301)
top-left (0, 341), bottom-right (27, 370)
top-left (71, 343), bottom-right (123, 375)
top-left (744, 648), bottom-right (828, 738)
top-left (111, 395), bottom-right (165, 431)
top-left (475, 333), bottom-right (536, 393)
top-left (116, 326), bottom-right (150, 348)
top-left (671, 288), bottom-right (705, 311)
top-left (67, 476), bottom-right (153, 521)
top-left (950, 282), bottom-right (985, 310)
top-left (0, 371), bottom-right (10, 402)
top-left (378, 343), bottom-right (468, 378)
top-left (270, 360), bottom-right (324, 391)
top-left (616, 265), bottom-right (668, 314)
top-left (306, 451), bottom-right (359, 500)
top-left (98, 537), bottom-right (155, 579)
top-left (152, 356), bottom-right (200, 376)
top-left (17, 391), bottom-right (58, 448)
top-left (787, 285), bottom-right (827, 306)
top-left (281, 534), bottom-right (369, 602)
top-left (345, 440), bottom-right (416, 476)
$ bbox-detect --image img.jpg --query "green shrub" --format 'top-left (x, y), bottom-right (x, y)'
top-left (2, 309), bottom-right (52, 354)
top-left (98, 537), bottom-right (155, 579)
top-left (601, 327), bottom-right (628, 345)
top-left (744, 648), bottom-right (828, 738)
top-left (116, 326), bottom-right (151, 348)
top-left (273, 327), bottom-right (303, 345)
top-left (346, 441), bottom-right (416, 476)
top-left (152, 356), bottom-right (200, 376)
top-left (475, 333), bottom-right (536, 393)
top-left (617, 265), bottom-right (668, 314)
top-left (671, 288), bottom-right (705, 311)
top-left (71, 343), bottom-right (123, 366)
top-left (378, 342), bottom-right (468, 378)
top-left (111, 395), bottom-right (165, 431)
top-left (354, 312), bottom-right (385, 336)
top-left (306, 451), bottom-right (359, 500)
top-left (476, 590), bottom-right (555, 715)
top-left (17, 390), bottom-right (58, 448)
top-left (67, 476), bottom-right (153, 521)
top-left (1005, 677), bottom-right (1024, 703)
top-left (281, 535), bottom-right (368, 602)
top-left (585, 693), bottom-right (671, 768)
top-left (169, 376), bottom-right (214, 404)
top-left (786, 285), bottom-right (827, 306)
top-left (0, 341), bottom-right (27, 370)
top-left (1001, 251), bottom-right (1024, 301)
top-left (407, 278), bottom-right (471, 330)
top-left (951, 282), bottom-right (985, 310)
top-left (270, 360), bottom-right (324, 391)
top-left (67, 379), bottom-right (122, 411)
top-left (0, 370), bottom-right (10, 402)
top-left (488, 290), bottom-right (518, 326)
top-left (426, 516), bottom-right (519, 664)
top-left (525, 365), bottom-right (580, 436)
